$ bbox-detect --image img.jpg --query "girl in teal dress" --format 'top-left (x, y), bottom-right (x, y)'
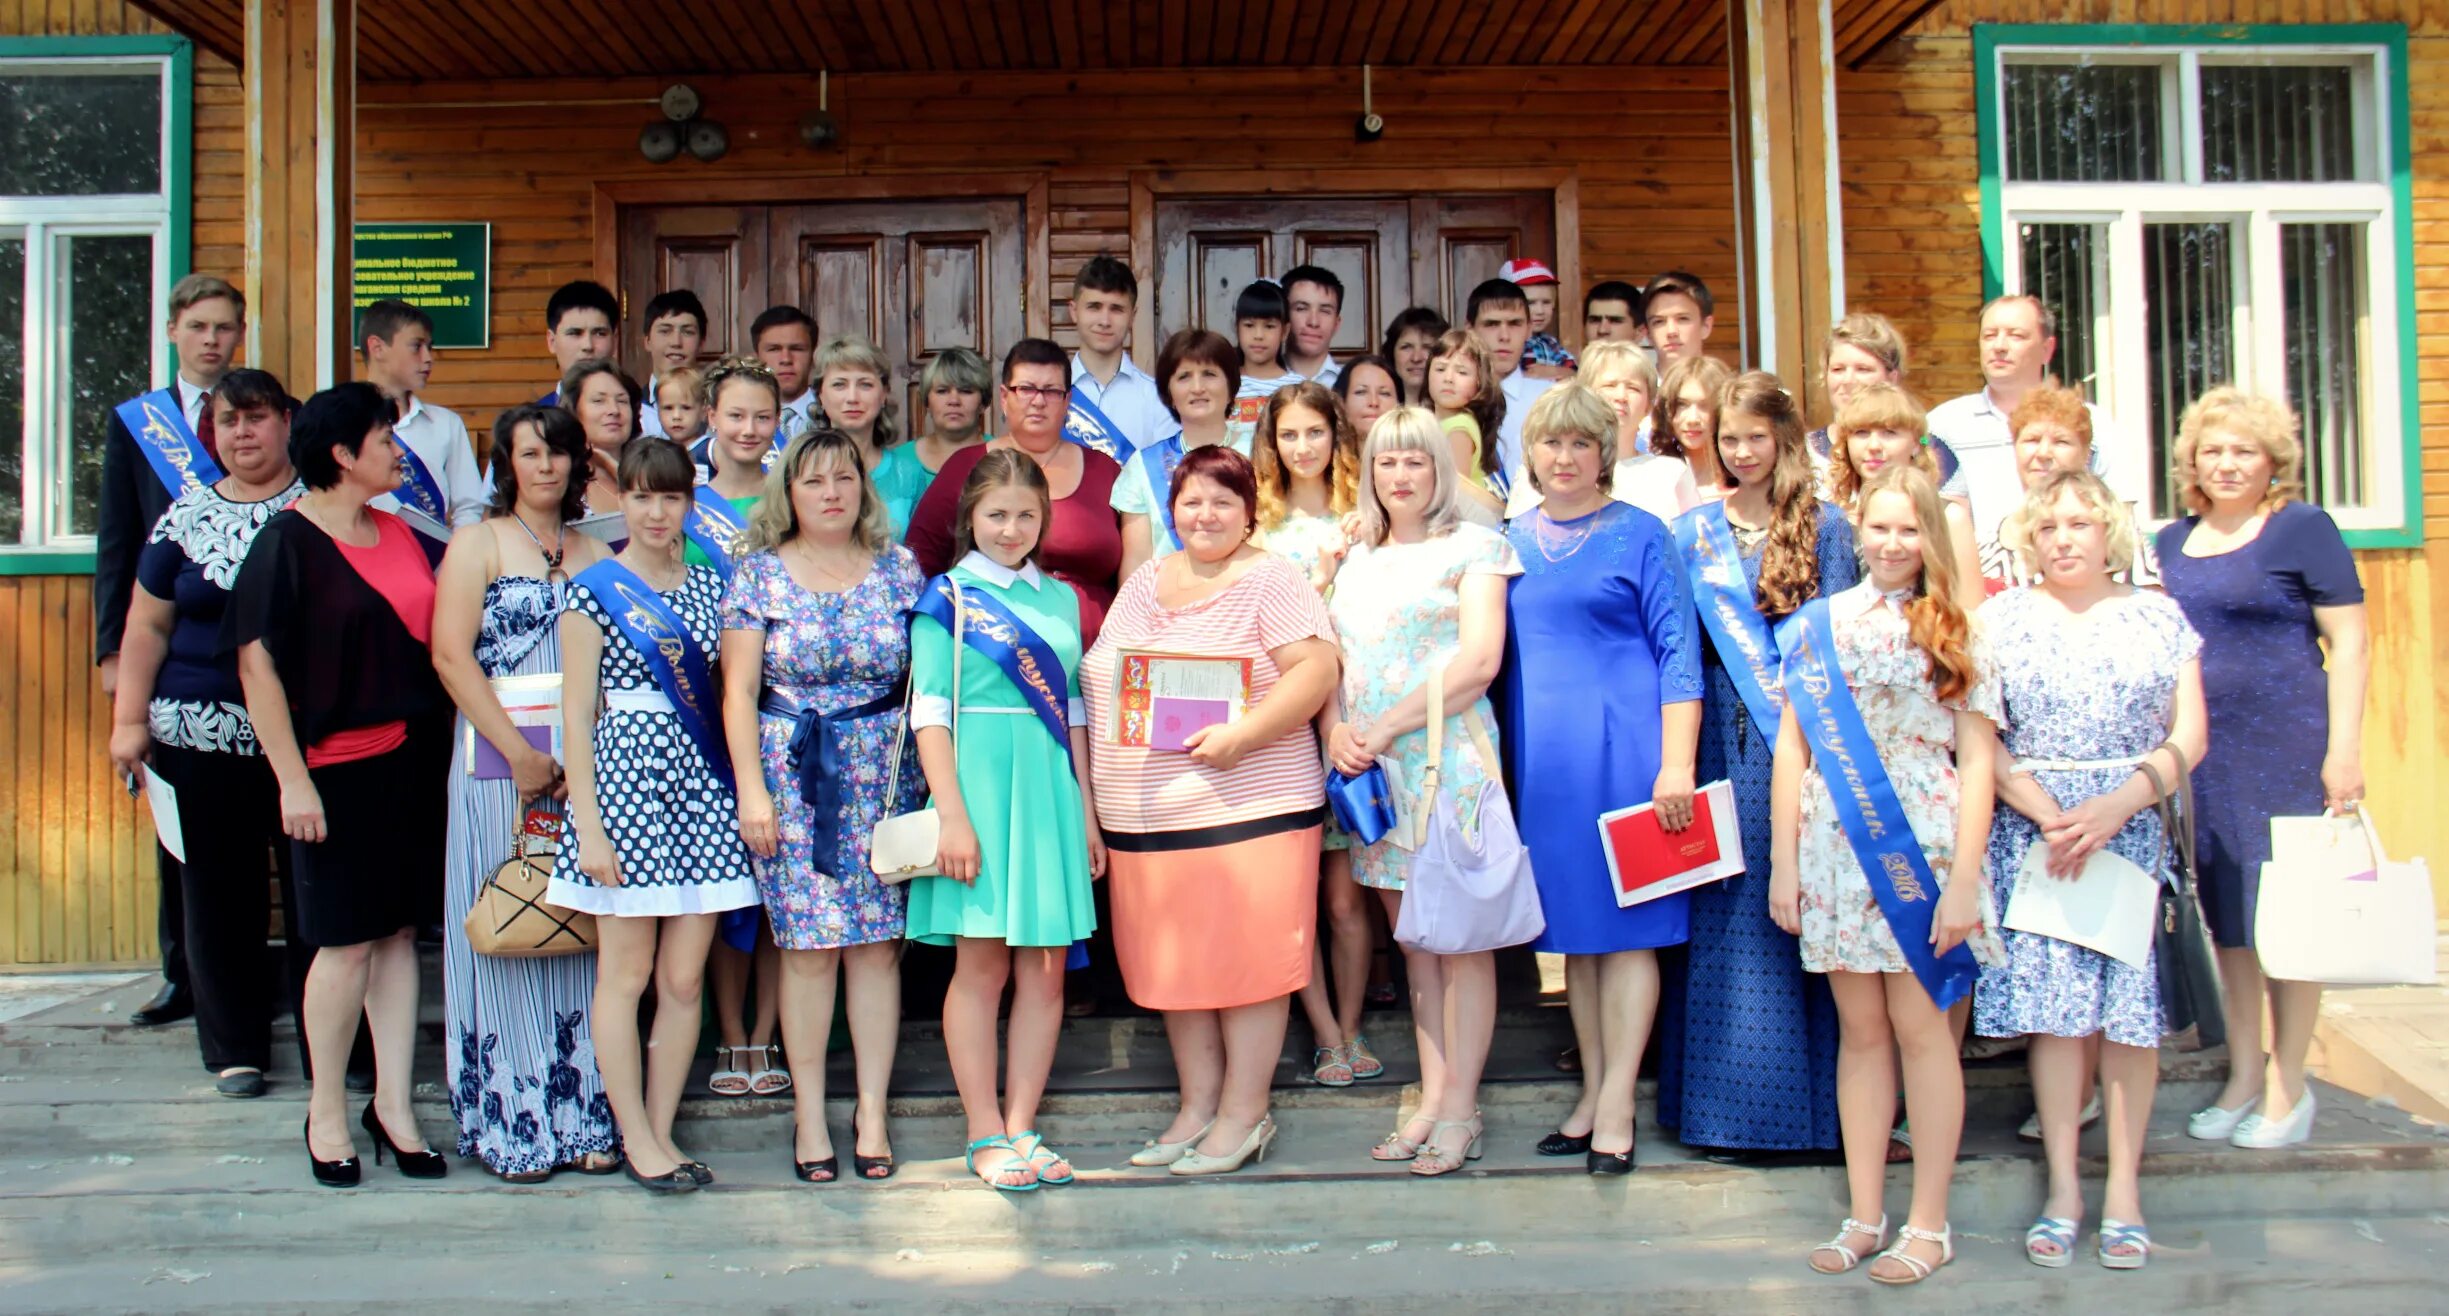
top-left (905, 449), bottom-right (1104, 1192)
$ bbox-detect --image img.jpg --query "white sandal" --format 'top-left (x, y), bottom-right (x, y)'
top-left (708, 1045), bottom-right (751, 1098)
top-left (1868, 1223), bottom-right (1952, 1286)
top-left (747, 1044), bottom-right (792, 1096)
top-left (1808, 1215), bottom-right (1886, 1274)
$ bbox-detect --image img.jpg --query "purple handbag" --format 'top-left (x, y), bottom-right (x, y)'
top-left (1390, 667), bottom-right (1544, 955)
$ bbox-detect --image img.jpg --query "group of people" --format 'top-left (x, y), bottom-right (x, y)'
top-left (94, 259), bottom-right (2366, 1279)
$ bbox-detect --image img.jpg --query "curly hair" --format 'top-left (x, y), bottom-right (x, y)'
top-left (1827, 381), bottom-right (1936, 510)
top-left (1856, 464), bottom-right (1976, 704)
top-left (2173, 385), bottom-right (2303, 515)
top-left (1719, 371), bottom-right (1823, 620)
top-left (1428, 328), bottom-right (1505, 483)
top-left (1251, 380), bottom-right (1359, 531)
top-left (2005, 384), bottom-right (2092, 455)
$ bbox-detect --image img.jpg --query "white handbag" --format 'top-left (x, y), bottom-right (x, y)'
top-left (2254, 806), bottom-right (2437, 986)
top-left (868, 580), bottom-right (963, 883)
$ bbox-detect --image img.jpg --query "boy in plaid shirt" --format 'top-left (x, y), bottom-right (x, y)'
top-left (1502, 258), bottom-right (1577, 379)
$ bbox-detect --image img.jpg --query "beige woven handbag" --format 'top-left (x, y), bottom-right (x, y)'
top-left (464, 808), bottom-right (597, 958)
top-left (869, 579), bottom-right (962, 883)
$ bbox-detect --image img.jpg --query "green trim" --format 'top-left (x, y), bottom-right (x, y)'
top-left (0, 550), bottom-right (96, 576)
top-left (1971, 22), bottom-right (2423, 549)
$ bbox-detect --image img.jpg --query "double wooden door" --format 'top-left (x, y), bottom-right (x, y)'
top-left (617, 199), bottom-right (1026, 415)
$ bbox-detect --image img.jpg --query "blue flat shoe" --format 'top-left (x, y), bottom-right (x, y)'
top-left (2098, 1219), bottom-right (2150, 1270)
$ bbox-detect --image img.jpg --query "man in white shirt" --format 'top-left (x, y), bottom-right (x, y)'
top-left (360, 299), bottom-right (485, 553)
top-left (1281, 264), bottom-right (1345, 388)
top-left (1466, 276), bottom-right (1553, 480)
top-left (635, 290), bottom-right (707, 438)
top-left (1065, 255), bottom-right (1168, 458)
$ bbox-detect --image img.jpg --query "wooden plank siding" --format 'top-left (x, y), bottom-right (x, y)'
top-left (1841, 0), bottom-right (2449, 886)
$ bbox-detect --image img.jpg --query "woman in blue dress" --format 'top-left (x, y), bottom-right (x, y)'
top-left (1502, 385), bottom-right (1704, 1174)
top-left (1657, 371), bottom-right (1857, 1156)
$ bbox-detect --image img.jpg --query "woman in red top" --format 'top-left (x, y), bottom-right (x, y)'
top-left (226, 383), bottom-right (453, 1188)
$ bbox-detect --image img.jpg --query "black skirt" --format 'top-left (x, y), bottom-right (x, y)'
top-left (291, 724), bottom-right (449, 948)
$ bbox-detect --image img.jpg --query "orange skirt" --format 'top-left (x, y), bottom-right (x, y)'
top-left (1107, 814), bottom-right (1321, 1011)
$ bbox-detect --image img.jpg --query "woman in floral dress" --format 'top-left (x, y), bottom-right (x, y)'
top-left (723, 427), bottom-right (925, 1182)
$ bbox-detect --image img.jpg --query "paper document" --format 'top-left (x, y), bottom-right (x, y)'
top-left (2002, 841), bottom-right (2159, 969)
top-left (141, 765), bottom-right (186, 863)
top-left (1112, 651), bottom-right (1252, 750)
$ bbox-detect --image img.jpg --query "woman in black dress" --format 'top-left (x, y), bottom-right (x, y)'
top-left (225, 383), bottom-right (453, 1187)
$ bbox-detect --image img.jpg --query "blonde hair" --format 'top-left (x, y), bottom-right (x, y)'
top-left (1355, 406), bottom-right (1464, 547)
top-left (2173, 385), bottom-right (2303, 515)
top-left (1828, 382), bottom-right (1935, 508)
top-left (652, 364), bottom-right (706, 408)
top-left (1855, 464), bottom-right (1976, 704)
top-left (2000, 468), bottom-right (2140, 577)
top-left (1823, 312), bottom-right (1907, 379)
top-left (1579, 339), bottom-right (1659, 399)
top-left (814, 335), bottom-right (900, 448)
top-left (1251, 381), bottom-right (1359, 530)
top-left (1520, 382), bottom-right (1619, 495)
top-left (738, 426), bottom-right (892, 556)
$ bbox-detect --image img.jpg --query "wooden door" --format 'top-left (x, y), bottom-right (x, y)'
top-left (1409, 194), bottom-right (1557, 329)
top-left (616, 205), bottom-right (768, 368)
top-left (1154, 197), bottom-right (1410, 359)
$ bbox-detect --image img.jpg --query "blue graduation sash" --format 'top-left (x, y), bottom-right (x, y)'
top-left (910, 573), bottom-right (1071, 750)
top-left (1776, 597), bottom-right (1979, 1008)
top-left (1139, 437), bottom-right (1188, 554)
top-left (115, 389), bottom-right (222, 498)
top-left (393, 438), bottom-right (452, 567)
top-left (681, 490), bottom-right (750, 582)
top-left (575, 558), bottom-right (733, 792)
top-left (1064, 385), bottom-right (1135, 462)
top-left (1673, 502), bottom-right (1785, 742)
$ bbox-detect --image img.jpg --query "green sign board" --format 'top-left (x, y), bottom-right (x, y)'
top-left (351, 223), bottom-right (491, 349)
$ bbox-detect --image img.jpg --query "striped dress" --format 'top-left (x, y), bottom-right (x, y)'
top-left (443, 575), bottom-right (618, 1175)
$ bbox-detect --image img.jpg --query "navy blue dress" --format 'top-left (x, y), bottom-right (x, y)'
top-left (2154, 502), bottom-right (2362, 949)
top-left (1656, 501), bottom-right (1857, 1151)
top-left (1499, 502), bottom-right (1705, 954)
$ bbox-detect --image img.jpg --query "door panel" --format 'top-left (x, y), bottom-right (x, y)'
top-left (616, 205), bottom-right (767, 369)
top-left (1409, 195), bottom-right (1557, 328)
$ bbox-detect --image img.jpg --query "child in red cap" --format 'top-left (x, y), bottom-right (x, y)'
top-left (1500, 258), bottom-right (1577, 379)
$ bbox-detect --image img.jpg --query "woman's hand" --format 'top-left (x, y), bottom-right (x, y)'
top-left (1086, 827), bottom-right (1108, 882)
top-left (2321, 751), bottom-right (2364, 815)
top-left (2041, 795), bottom-right (2135, 879)
top-left (1327, 720), bottom-right (1377, 777)
top-left (1932, 880), bottom-right (1983, 958)
top-left (937, 816), bottom-right (982, 884)
top-left (1310, 543), bottom-right (1347, 594)
top-left (108, 723), bottom-right (152, 781)
top-left (577, 827), bottom-right (622, 887)
top-left (1651, 763), bottom-right (1697, 833)
top-left (1768, 861), bottom-right (1802, 937)
top-left (512, 745), bottom-right (561, 802)
top-left (1183, 721), bottom-right (1252, 772)
top-left (737, 781), bottom-right (780, 860)
top-left (279, 777), bottom-right (327, 844)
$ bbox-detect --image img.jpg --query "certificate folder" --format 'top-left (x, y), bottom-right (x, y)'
top-left (1598, 779), bottom-right (1745, 908)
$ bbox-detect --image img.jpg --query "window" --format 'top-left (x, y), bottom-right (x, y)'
top-left (1976, 26), bottom-right (2417, 544)
top-left (0, 39), bottom-right (191, 566)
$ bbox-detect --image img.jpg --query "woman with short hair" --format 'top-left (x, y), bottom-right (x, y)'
top-left (1115, 328), bottom-right (1247, 580)
top-left (1567, 341), bottom-right (1698, 524)
top-left (1808, 313), bottom-right (1957, 483)
top-left (874, 346), bottom-right (992, 538)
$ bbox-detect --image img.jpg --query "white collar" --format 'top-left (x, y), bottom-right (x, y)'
top-left (393, 392), bottom-right (426, 426)
top-left (786, 389), bottom-right (816, 413)
top-left (176, 376), bottom-right (211, 410)
top-left (1072, 349), bottom-right (1146, 386)
top-left (956, 549), bottom-right (1045, 589)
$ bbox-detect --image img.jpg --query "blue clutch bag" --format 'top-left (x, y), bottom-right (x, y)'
top-left (1326, 765), bottom-right (1399, 846)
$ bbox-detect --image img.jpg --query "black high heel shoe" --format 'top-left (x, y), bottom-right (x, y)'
top-left (1536, 1129), bottom-right (1593, 1157)
top-left (303, 1117), bottom-right (360, 1188)
top-left (359, 1102), bottom-right (449, 1179)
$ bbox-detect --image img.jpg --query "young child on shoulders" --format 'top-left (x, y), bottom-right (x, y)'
top-left (1501, 259), bottom-right (1578, 381)
top-left (1424, 329), bottom-right (1508, 523)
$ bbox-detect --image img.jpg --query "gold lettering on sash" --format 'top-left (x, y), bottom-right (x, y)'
top-left (138, 400), bottom-right (208, 495)
top-left (613, 581), bottom-right (709, 718)
top-left (956, 593), bottom-right (1067, 725)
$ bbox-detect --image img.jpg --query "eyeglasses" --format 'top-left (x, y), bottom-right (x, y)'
top-left (1003, 383), bottom-right (1065, 404)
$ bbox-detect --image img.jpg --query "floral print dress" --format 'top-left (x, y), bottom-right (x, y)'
top-left (1795, 581), bottom-right (2007, 975)
top-left (721, 545), bottom-right (926, 949)
top-left (1326, 522), bottom-right (1523, 891)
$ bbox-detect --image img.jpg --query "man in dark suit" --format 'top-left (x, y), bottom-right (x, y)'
top-left (94, 273), bottom-right (244, 1026)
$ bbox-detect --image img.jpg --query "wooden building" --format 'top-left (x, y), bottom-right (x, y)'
top-left (1, 0), bottom-right (2440, 966)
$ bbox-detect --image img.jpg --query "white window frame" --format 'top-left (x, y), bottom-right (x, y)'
top-left (1987, 38), bottom-right (2408, 537)
top-left (0, 52), bottom-right (179, 555)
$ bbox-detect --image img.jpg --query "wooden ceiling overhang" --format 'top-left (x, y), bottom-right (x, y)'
top-left (133, 0), bottom-right (1939, 81)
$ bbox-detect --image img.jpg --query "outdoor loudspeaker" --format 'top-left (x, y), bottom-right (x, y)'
top-left (686, 120), bottom-right (729, 162)
top-left (638, 121), bottom-right (681, 163)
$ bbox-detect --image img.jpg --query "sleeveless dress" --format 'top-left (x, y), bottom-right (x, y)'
top-left (443, 574), bottom-right (617, 1174)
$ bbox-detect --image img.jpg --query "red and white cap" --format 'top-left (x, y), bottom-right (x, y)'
top-left (1497, 258), bottom-right (1557, 286)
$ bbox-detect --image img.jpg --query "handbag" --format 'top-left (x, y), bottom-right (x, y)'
top-left (2255, 806), bottom-right (2437, 986)
top-left (1390, 665), bottom-right (1544, 955)
top-left (2138, 751), bottom-right (2225, 1051)
top-left (1325, 763), bottom-right (1398, 846)
top-left (869, 579), bottom-right (962, 883)
top-left (463, 806), bottom-right (597, 958)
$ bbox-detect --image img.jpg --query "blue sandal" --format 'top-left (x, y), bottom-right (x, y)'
top-left (1011, 1130), bottom-right (1074, 1186)
top-left (2098, 1219), bottom-right (2151, 1270)
top-left (2025, 1216), bottom-right (2079, 1269)
top-left (964, 1136), bottom-right (1038, 1193)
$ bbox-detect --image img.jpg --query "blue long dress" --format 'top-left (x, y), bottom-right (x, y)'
top-left (1500, 502), bottom-right (1704, 953)
top-left (1655, 501), bottom-right (1858, 1151)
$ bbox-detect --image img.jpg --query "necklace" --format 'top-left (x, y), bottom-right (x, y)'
top-left (1532, 503), bottom-right (1606, 563)
top-left (510, 509), bottom-right (567, 580)
top-left (788, 538), bottom-right (869, 592)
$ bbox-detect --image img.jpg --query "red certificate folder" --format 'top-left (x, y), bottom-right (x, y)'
top-left (1597, 779), bottom-right (1746, 908)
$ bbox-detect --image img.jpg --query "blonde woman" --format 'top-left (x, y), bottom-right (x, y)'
top-left (1581, 340), bottom-right (1699, 524)
top-left (1809, 313), bottom-right (1958, 484)
top-left (814, 335), bottom-right (899, 468)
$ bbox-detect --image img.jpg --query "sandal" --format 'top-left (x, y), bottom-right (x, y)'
top-left (851, 1109), bottom-right (895, 1181)
top-left (1371, 1114), bottom-right (1436, 1161)
top-left (1886, 1118), bottom-right (1913, 1164)
top-left (566, 1151), bottom-right (621, 1175)
top-left (499, 1165), bottom-right (554, 1185)
top-left (1312, 1046), bottom-right (1356, 1087)
top-left (2025, 1215), bottom-right (2079, 1269)
top-left (1409, 1113), bottom-right (1483, 1177)
top-left (2098, 1219), bottom-right (2151, 1270)
top-left (964, 1135), bottom-right (1038, 1192)
top-left (1808, 1215), bottom-right (1887, 1274)
top-left (747, 1044), bottom-right (791, 1096)
top-left (708, 1046), bottom-right (751, 1098)
top-left (1345, 1034), bottom-right (1384, 1080)
top-left (1011, 1130), bottom-right (1074, 1187)
top-left (1868, 1223), bottom-right (1951, 1286)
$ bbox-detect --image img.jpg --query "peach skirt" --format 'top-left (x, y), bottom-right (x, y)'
top-left (1106, 814), bottom-right (1321, 1011)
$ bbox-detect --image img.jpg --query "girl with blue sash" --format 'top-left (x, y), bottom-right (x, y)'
top-left (1769, 466), bottom-right (2003, 1286)
top-left (1114, 329), bottom-right (1249, 581)
top-left (1656, 371), bottom-right (1857, 1158)
top-left (905, 450), bottom-right (1102, 1193)
top-left (720, 427), bottom-right (925, 1184)
top-left (548, 438), bottom-right (758, 1194)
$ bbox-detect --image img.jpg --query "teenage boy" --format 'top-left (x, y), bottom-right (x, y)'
top-left (93, 272), bottom-right (245, 1025)
top-left (1642, 270), bottom-right (1716, 366)
top-left (635, 290), bottom-right (707, 438)
top-left (1582, 280), bottom-right (1644, 345)
top-left (1500, 259), bottom-right (1577, 380)
top-left (751, 305), bottom-right (820, 440)
top-left (360, 299), bottom-right (484, 554)
top-left (1280, 264), bottom-right (1345, 386)
top-left (1466, 276), bottom-right (1554, 480)
top-left (1065, 255), bottom-right (1165, 459)
top-left (538, 279), bottom-right (619, 405)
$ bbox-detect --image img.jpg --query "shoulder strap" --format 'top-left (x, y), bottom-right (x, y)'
top-left (884, 576), bottom-right (964, 803)
top-left (2136, 744), bottom-right (2196, 889)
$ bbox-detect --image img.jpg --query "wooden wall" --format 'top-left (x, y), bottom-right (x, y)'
top-left (1841, 0), bottom-right (2449, 883)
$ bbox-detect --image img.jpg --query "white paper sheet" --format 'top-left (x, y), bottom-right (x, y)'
top-left (2002, 841), bottom-right (2159, 969)
top-left (140, 765), bottom-right (186, 863)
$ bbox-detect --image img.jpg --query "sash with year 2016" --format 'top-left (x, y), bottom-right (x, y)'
top-left (114, 390), bottom-right (222, 499)
top-left (1776, 597), bottom-right (1979, 1008)
top-left (911, 573), bottom-right (1071, 750)
top-left (1063, 386), bottom-right (1136, 463)
top-left (1673, 502), bottom-right (1785, 743)
top-left (575, 558), bottom-right (733, 792)
top-left (681, 489), bottom-right (750, 583)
